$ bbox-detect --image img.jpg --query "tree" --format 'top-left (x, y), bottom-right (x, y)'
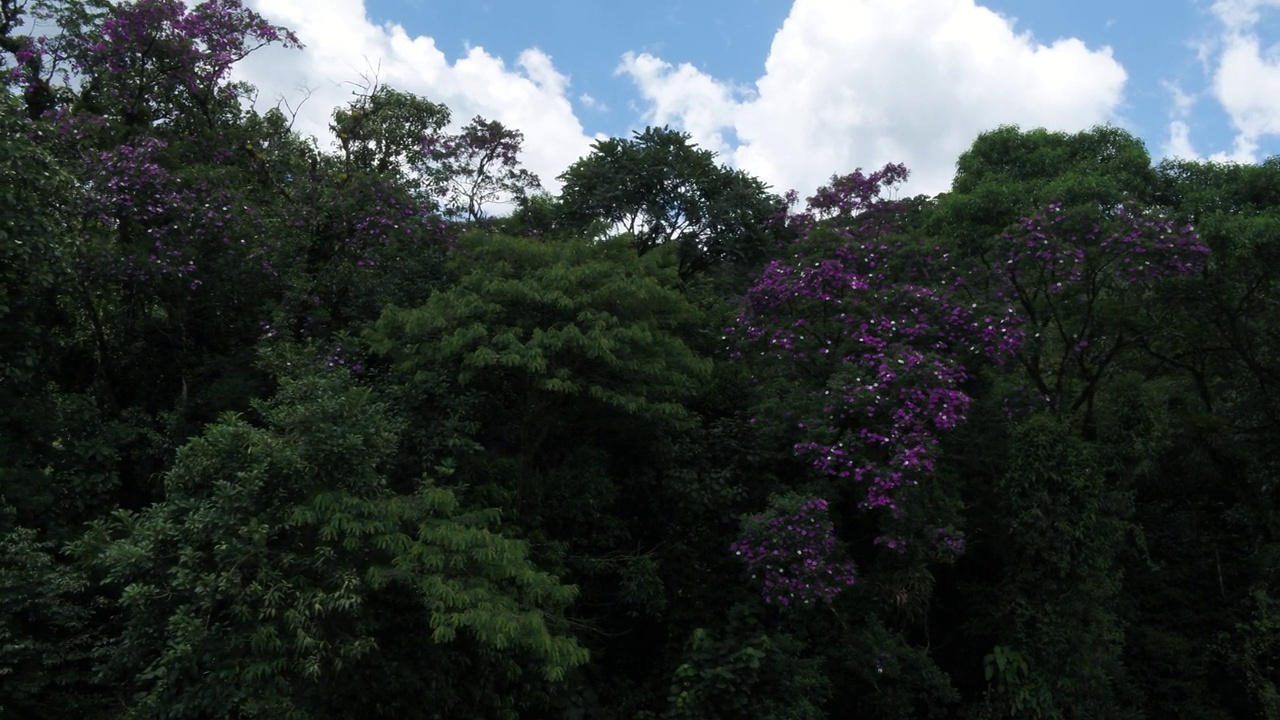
top-left (329, 85), bottom-right (541, 222)
top-left (71, 348), bottom-right (587, 719)
top-left (0, 513), bottom-right (108, 719)
top-left (557, 126), bottom-right (784, 280)
top-left (729, 164), bottom-right (1021, 582)
top-left (370, 231), bottom-right (712, 497)
top-left (330, 82), bottom-right (449, 191)
top-left (0, 91), bottom-right (82, 527)
top-left (1126, 156), bottom-right (1280, 719)
top-left (931, 125), bottom-right (1159, 255)
top-left (369, 231), bottom-right (716, 715)
top-left (5, 0), bottom-right (300, 130)
top-left (971, 413), bottom-right (1135, 720)
top-left (426, 116), bottom-right (542, 222)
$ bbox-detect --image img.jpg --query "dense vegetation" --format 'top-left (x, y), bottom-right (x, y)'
top-left (4, 1), bottom-right (1280, 717)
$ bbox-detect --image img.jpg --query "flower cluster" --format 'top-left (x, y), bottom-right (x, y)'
top-left (733, 236), bottom-right (1023, 516)
top-left (806, 164), bottom-right (911, 242)
top-left (933, 527), bottom-right (965, 556)
top-left (6, 0), bottom-right (300, 125)
top-left (994, 201), bottom-right (1209, 296)
top-left (82, 137), bottom-right (201, 284)
top-left (80, 136), bottom-right (284, 290)
top-left (791, 349), bottom-right (974, 513)
top-left (86, 0), bottom-right (301, 102)
top-left (739, 244), bottom-right (1024, 364)
top-left (30, 108), bottom-right (108, 148)
top-left (981, 200), bottom-right (1209, 411)
top-left (343, 178), bottom-right (452, 264)
top-left (320, 343), bottom-right (365, 374)
top-left (730, 497), bottom-right (858, 606)
top-left (729, 164), bottom-right (1026, 604)
top-left (767, 164), bottom-right (910, 240)
top-left (1097, 206), bottom-right (1209, 282)
top-left (3, 35), bottom-right (60, 92)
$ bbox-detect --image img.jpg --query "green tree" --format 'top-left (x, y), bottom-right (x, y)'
top-left (427, 115), bottom-right (542, 222)
top-left (969, 413), bottom-right (1134, 720)
top-left (0, 91), bottom-right (83, 527)
top-left (70, 349), bottom-right (587, 719)
top-left (932, 124), bottom-right (1158, 254)
top-left (660, 615), bottom-right (830, 720)
top-left (1122, 155), bottom-right (1280, 719)
top-left (370, 231), bottom-right (718, 715)
top-left (0, 514), bottom-right (108, 719)
top-left (557, 126), bottom-right (784, 280)
top-left (370, 231), bottom-right (711, 513)
top-left (330, 82), bottom-right (449, 191)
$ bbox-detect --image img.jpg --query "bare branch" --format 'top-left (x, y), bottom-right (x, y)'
top-left (275, 82), bottom-right (314, 131)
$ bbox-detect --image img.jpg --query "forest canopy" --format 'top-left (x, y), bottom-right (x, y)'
top-left (4, 1), bottom-right (1280, 718)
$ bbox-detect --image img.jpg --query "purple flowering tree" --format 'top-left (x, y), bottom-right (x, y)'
top-left (730, 496), bottom-right (858, 606)
top-left (422, 116), bottom-right (543, 222)
top-left (328, 83), bottom-right (541, 222)
top-left (4, 0), bottom-right (300, 127)
top-left (730, 166), bottom-right (1209, 606)
top-left (2, 0), bottom-right (306, 295)
top-left (729, 165), bottom-right (1023, 605)
top-left (978, 200), bottom-right (1210, 428)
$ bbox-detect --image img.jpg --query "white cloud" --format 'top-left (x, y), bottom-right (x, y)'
top-left (616, 51), bottom-right (744, 158)
top-left (1162, 120), bottom-right (1201, 159)
top-left (1211, 0), bottom-right (1280, 33)
top-left (1157, 83), bottom-right (1203, 161)
top-left (617, 0), bottom-right (1127, 198)
top-left (1163, 80), bottom-right (1197, 117)
top-left (1207, 0), bottom-right (1280, 164)
top-left (579, 93), bottom-right (608, 111)
top-left (235, 0), bottom-right (596, 191)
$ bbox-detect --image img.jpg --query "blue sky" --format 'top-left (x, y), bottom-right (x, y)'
top-left (361, 0), bottom-right (795, 138)
top-left (239, 0), bottom-right (1280, 198)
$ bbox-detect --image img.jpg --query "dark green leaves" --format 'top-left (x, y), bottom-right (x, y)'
top-left (71, 355), bottom-right (586, 718)
top-left (557, 126), bottom-right (784, 280)
top-left (373, 232), bottom-right (711, 432)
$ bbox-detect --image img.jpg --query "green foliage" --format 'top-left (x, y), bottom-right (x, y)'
top-left (981, 645), bottom-right (1052, 717)
top-left (69, 351), bottom-right (586, 718)
top-left (372, 231), bottom-right (711, 450)
top-left (0, 92), bottom-right (74, 381)
top-left (972, 412), bottom-right (1135, 720)
top-left (826, 612), bottom-right (961, 719)
top-left (0, 518), bottom-right (107, 719)
top-left (331, 83), bottom-right (450, 186)
top-left (1219, 587), bottom-right (1280, 720)
top-left (0, 91), bottom-right (89, 528)
top-left (6, 2), bottom-right (1280, 713)
top-left (557, 126), bottom-right (784, 280)
top-left (661, 619), bottom-right (830, 720)
top-left (1123, 157), bottom-right (1280, 718)
top-left (933, 124), bottom-right (1158, 255)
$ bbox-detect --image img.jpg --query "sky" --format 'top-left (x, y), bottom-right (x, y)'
top-left (233, 0), bottom-right (1280, 199)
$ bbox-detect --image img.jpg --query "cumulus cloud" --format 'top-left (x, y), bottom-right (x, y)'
top-left (235, 0), bottom-right (597, 191)
top-left (1158, 82), bottom-right (1202, 160)
top-left (617, 51), bottom-right (744, 158)
top-left (618, 0), bottom-right (1128, 198)
top-left (1207, 0), bottom-right (1280, 163)
top-left (1163, 120), bottom-right (1200, 160)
